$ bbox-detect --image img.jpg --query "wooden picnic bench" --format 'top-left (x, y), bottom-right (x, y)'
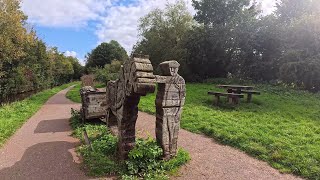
top-left (217, 85), bottom-right (261, 103)
top-left (227, 89), bottom-right (261, 102)
top-left (208, 92), bottom-right (244, 105)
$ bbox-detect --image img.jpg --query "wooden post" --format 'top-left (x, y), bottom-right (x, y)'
top-left (247, 94), bottom-right (252, 103)
top-left (228, 95), bottom-right (233, 104)
top-left (233, 96), bottom-right (239, 104)
top-left (215, 95), bottom-right (220, 105)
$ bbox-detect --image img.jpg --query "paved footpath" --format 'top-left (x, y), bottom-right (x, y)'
top-left (0, 87), bottom-right (302, 180)
top-left (0, 87), bottom-right (86, 180)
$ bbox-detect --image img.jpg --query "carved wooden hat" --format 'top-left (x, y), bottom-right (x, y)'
top-left (159, 60), bottom-right (180, 75)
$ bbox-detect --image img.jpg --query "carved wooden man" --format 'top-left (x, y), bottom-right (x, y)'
top-left (155, 61), bottom-right (186, 159)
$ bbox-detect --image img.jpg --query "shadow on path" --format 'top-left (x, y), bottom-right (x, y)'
top-left (0, 141), bottom-right (85, 180)
top-left (34, 118), bottom-right (71, 134)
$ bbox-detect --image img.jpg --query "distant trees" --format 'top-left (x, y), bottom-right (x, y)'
top-left (0, 0), bottom-right (83, 103)
top-left (134, 1), bottom-right (195, 78)
top-left (134, 0), bottom-right (320, 91)
top-left (86, 40), bottom-right (128, 68)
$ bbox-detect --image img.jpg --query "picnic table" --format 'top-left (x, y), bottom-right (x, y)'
top-left (208, 84), bottom-right (260, 105)
top-left (217, 85), bottom-right (260, 103)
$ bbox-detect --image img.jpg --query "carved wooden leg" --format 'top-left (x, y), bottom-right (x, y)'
top-left (118, 96), bottom-right (140, 160)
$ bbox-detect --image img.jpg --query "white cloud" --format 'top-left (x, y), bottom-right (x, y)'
top-left (64, 50), bottom-right (77, 58)
top-left (258, 0), bottom-right (277, 15)
top-left (21, 0), bottom-right (113, 28)
top-left (65, 51), bottom-right (86, 65)
top-left (95, 0), bottom-right (277, 53)
top-left (21, 0), bottom-right (277, 55)
top-left (96, 0), bottom-right (195, 53)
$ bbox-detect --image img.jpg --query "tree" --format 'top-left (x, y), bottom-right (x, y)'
top-left (134, 0), bottom-right (195, 78)
top-left (68, 57), bottom-right (84, 80)
top-left (86, 40), bottom-right (128, 68)
top-left (185, 0), bottom-right (259, 80)
top-left (0, 0), bottom-right (85, 103)
top-left (273, 0), bottom-right (320, 90)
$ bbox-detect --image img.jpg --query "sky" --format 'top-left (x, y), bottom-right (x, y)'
top-left (21, 0), bottom-right (277, 65)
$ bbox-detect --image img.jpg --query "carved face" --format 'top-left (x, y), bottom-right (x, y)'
top-left (170, 67), bottom-right (178, 76)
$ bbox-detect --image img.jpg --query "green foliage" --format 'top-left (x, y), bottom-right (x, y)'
top-left (135, 0), bottom-right (320, 91)
top-left (134, 0), bottom-right (195, 77)
top-left (66, 83), bottom-right (82, 103)
top-left (88, 60), bottom-right (122, 83)
top-left (139, 81), bottom-right (320, 179)
top-left (126, 138), bottom-right (163, 177)
top-left (0, 82), bottom-right (76, 147)
top-left (86, 40), bottom-right (128, 69)
top-left (0, 0), bottom-right (84, 103)
top-left (70, 110), bottom-right (190, 179)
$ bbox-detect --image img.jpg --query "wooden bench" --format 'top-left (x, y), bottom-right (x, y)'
top-left (208, 92), bottom-right (244, 105)
top-left (227, 89), bottom-right (261, 102)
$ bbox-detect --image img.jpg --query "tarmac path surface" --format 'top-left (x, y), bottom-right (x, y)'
top-left (0, 87), bottom-right (302, 180)
top-left (0, 87), bottom-right (86, 180)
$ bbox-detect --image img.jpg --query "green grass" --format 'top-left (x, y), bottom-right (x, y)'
top-left (66, 83), bottom-right (82, 103)
top-left (69, 109), bottom-right (190, 179)
top-left (66, 79), bottom-right (320, 179)
top-left (139, 81), bottom-right (320, 179)
top-left (0, 82), bottom-right (77, 147)
top-left (66, 82), bottom-right (105, 103)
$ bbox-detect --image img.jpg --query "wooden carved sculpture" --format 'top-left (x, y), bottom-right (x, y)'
top-left (106, 55), bottom-right (186, 160)
top-left (106, 54), bottom-right (156, 159)
top-left (155, 61), bottom-right (186, 159)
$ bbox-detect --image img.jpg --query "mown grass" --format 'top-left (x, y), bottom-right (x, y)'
top-left (139, 80), bottom-right (320, 179)
top-left (70, 109), bottom-right (190, 179)
top-left (0, 82), bottom-right (77, 147)
top-left (66, 83), bottom-right (82, 103)
top-left (66, 82), bottom-right (105, 103)
top-left (66, 79), bottom-right (320, 179)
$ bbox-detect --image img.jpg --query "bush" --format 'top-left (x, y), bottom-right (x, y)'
top-left (88, 60), bottom-right (122, 83)
top-left (280, 58), bottom-right (320, 92)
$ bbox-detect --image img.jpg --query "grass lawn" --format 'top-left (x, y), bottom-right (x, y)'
top-left (139, 81), bottom-right (320, 179)
top-left (0, 82), bottom-right (77, 147)
top-left (66, 83), bottom-right (105, 103)
top-left (66, 80), bottom-right (320, 179)
top-left (66, 83), bottom-right (82, 103)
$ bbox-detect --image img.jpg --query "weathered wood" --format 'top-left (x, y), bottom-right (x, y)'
top-left (226, 89), bottom-right (261, 102)
top-left (133, 62), bottom-right (154, 72)
top-left (156, 61), bottom-right (186, 160)
top-left (133, 57), bottom-right (152, 64)
top-left (208, 92), bottom-right (244, 97)
top-left (106, 54), bottom-right (156, 160)
top-left (135, 72), bottom-right (155, 79)
top-left (80, 86), bottom-right (106, 121)
top-left (136, 78), bottom-right (157, 84)
top-left (208, 91), bottom-right (244, 105)
top-left (217, 84), bottom-right (254, 90)
top-left (105, 55), bottom-right (185, 160)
